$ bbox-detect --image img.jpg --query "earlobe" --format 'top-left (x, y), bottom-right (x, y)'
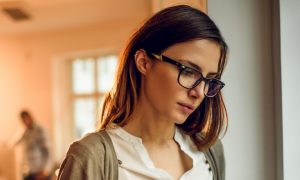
top-left (135, 49), bottom-right (151, 75)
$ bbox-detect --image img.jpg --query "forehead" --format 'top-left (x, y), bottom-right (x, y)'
top-left (162, 39), bottom-right (220, 73)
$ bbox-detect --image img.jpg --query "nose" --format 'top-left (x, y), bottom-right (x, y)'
top-left (188, 80), bottom-right (206, 100)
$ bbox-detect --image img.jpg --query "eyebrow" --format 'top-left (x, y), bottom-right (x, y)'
top-left (178, 59), bottom-right (218, 76)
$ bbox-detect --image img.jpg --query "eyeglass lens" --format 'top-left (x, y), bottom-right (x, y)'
top-left (179, 67), bottom-right (222, 97)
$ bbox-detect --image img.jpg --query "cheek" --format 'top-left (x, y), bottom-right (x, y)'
top-left (143, 66), bottom-right (193, 123)
top-left (145, 66), bottom-right (180, 107)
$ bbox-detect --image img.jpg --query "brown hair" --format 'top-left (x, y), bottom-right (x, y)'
top-left (98, 5), bottom-right (228, 150)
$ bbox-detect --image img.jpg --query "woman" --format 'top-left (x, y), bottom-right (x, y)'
top-left (58, 5), bottom-right (228, 180)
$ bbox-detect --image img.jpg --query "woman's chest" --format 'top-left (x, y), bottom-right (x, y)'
top-left (106, 128), bottom-right (213, 180)
top-left (144, 142), bottom-right (193, 180)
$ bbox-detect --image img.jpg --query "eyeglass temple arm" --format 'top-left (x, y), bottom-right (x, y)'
top-left (151, 53), bottom-right (181, 67)
top-left (151, 53), bottom-right (162, 60)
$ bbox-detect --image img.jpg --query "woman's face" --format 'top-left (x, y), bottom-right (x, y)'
top-left (143, 39), bottom-right (220, 124)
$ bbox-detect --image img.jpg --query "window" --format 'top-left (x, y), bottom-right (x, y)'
top-left (71, 54), bottom-right (118, 139)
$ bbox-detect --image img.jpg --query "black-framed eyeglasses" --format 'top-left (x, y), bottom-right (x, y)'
top-left (150, 53), bottom-right (225, 97)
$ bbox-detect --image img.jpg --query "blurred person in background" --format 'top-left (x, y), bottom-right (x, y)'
top-left (58, 5), bottom-right (228, 180)
top-left (5, 111), bottom-right (52, 180)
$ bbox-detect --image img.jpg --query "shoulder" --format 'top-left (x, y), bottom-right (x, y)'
top-left (32, 122), bottom-right (47, 133)
top-left (58, 130), bottom-right (118, 179)
top-left (196, 132), bottom-right (225, 163)
top-left (31, 123), bottom-right (48, 138)
top-left (67, 130), bottom-right (115, 161)
top-left (196, 133), bottom-right (225, 157)
top-left (209, 140), bottom-right (225, 165)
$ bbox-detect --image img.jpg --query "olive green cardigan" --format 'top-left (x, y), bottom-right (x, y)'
top-left (57, 130), bottom-right (225, 180)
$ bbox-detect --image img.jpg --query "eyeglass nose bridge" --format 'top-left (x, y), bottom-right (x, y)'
top-left (191, 78), bottom-right (214, 98)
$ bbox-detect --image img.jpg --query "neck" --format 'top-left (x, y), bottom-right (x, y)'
top-left (123, 95), bottom-right (175, 144)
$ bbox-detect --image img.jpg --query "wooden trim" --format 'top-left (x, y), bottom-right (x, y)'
top-left (151, 0), bottom-right (207, 14)
top-left (199, 0), bottom-right (207, 14)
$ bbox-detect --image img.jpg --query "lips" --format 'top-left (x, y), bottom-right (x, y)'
top-left (178, 103), bottom-right (195, 114)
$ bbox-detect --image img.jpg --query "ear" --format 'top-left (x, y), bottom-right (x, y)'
top-left (134, 49), bottom-right (152, 75)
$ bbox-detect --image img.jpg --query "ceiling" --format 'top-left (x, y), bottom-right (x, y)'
top-left (0, 0), bottom-right (152, 35)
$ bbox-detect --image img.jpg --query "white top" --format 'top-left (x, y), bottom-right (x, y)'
top-left (106, 125), bottom-right (212, 180)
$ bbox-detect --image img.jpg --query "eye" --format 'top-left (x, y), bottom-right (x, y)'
top-left (181, 68), bottom-right (195, 76)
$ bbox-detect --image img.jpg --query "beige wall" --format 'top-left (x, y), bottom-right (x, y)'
top-left (0, 37), bottom-right (26, 180)
top-left (152, 0), bottom-right (206, 13)
top-left (0, 37), bottom-right (26, 141)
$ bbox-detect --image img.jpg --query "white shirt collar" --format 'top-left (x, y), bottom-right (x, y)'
top-left (111, 125), bottom-right (199, 165)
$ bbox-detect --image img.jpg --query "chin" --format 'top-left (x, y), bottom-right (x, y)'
top-left (164, 109), bottom-right (189, 124)
top-left (171, 116), bottom-right (188, 125)
top-left (175, 120), bottom-right (187, 125)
